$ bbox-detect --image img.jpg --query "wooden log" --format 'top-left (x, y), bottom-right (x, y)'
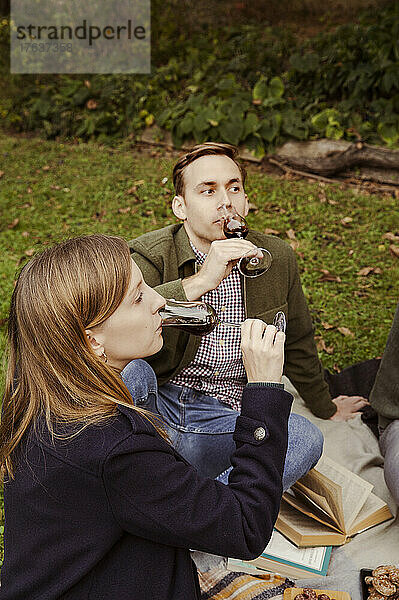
top-left (275, 139), bottom-right (399, 176)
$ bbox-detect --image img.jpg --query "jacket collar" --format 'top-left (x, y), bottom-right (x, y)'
top-left (175, 224), bottom-right (197, 268)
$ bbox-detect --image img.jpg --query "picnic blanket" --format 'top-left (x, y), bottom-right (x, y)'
top-left (286, 376), bottom-right (398, 567)
top-left (198, 566), bottom-right (295, 600)
top-left (285, 376), bottom-right (399, 600)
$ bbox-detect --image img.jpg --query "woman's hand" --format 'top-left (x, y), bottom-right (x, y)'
top-left (241, 319), bottom-right (285, 384)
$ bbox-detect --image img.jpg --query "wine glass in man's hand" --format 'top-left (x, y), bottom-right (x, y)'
top-left (218, 204), bottom-right (272, 278)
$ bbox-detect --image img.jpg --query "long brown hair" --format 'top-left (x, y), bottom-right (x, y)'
top-left (0, 234), bottom-right (167, 479)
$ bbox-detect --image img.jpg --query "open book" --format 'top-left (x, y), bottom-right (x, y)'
top-left (275, 455), bottom-right (393, 547)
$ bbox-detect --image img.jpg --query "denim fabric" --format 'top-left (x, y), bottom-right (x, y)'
top-left (121, 359), bottom-right (158, 407)
top-left (379, 419), bottom-right (399, 505)
top-left (121, 361), bottom-right (324, 492)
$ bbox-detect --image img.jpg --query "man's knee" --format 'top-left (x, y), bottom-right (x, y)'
top-left (121, 359), bottom-right (158, 406)
top-left (288, 413), bottom-right (324, 467)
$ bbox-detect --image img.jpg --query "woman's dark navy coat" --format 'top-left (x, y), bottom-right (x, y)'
top-left (1, 384), bottom-right (293, 599)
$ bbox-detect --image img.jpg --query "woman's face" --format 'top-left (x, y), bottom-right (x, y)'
top-left (88, 259), bottom-right (165, 370)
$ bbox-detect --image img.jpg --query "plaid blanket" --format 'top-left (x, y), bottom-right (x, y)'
top-left (198, 565), bottom-right (295, 600)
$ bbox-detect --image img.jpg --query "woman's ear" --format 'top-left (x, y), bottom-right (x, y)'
top-left (85, 330), bottom-right (105, 358)
top-left (172, 195), bottom-right (187, 221)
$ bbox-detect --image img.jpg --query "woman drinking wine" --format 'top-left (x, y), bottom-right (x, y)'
top-left (0, 234), bottom-right (292, 600)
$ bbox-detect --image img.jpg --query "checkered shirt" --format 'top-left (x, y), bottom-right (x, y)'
top-left (170, 243), bottom-right (246, 411)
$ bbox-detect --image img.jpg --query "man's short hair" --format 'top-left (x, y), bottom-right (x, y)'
top-left (172, 142), bottom-right (247, 196)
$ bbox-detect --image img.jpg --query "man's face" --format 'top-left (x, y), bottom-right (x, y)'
top-left (172, 154), bottom-right (249, 253)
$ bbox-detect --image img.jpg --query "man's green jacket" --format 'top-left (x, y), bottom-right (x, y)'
top-left (130, 223), bottom-right (336, 419)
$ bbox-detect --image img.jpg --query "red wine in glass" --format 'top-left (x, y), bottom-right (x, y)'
top-left (223, 217), bottom-right (249, 239)
top-left (159, 300), bottom-right (219, 335)
top-left (159, 300), bottom-right (286, 337)
top-left (219, 205), bottom-right (272, 277)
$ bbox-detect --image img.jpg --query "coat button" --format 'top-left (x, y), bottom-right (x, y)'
top-left (254, 427), bottom-right (266, 441)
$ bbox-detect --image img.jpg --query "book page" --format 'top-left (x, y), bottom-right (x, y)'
top-left (283, 490), bottom-right (343, 533)
top-left (316, 456), bottom-right (373, 531)
top-left (262, 529), bottom-right (329, 570)
top-left (292, 482), bottom-right (341, 528)
top-left (347, 492), bottom-right (393, 536)
top-left (293, 467), bottom-right (345, 531)
top-left (277, 499), bottom-right (346, 546)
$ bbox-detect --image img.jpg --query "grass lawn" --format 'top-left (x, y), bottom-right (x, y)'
top-left (1, 132), bottom-right (398, 371)
top-left (0, 130), bottom-right (398, 563)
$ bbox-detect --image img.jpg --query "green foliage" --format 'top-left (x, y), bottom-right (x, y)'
top-left (1, 3), bottom-right (399, 148)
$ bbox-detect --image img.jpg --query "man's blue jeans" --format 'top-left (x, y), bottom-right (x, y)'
top-left (122, 360), bottom-right (324, 491)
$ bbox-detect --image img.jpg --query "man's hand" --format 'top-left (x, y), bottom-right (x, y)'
top-left (182, 239), bottom-right (262, 300)
top-left (329, 395), bottom-right (370, 421)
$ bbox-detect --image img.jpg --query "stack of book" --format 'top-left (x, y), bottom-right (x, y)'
top-left (228, 529), bottom-right (332, 579)
top-left (228, 456), bottom-right (393, 578)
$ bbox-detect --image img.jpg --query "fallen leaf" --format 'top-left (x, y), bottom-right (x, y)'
top-left (390, 244), bottom-right (399, 258)
top-left (318, 190), bottom-right (327, 203)
top-left (316, 337), bottom-right (334, 354)
top-left (42, 165), bottom-right (50, 171)
top-left (160, 177), bottom-right (168, 186)
top-left (118, 207), bottom-right (131, 214)
top-left (264, 227), bottom-right (280, 235)
top-left (286, 228), bottom-right (296, 240)
top-left (338, 326), bottom-right (354, 337)
top-left (22, 231), bottom-right (29, 237)
top-left (348, 249), bottom-right (354, 256)
top-left (25, 248), bottom-right (34, 256)
top-left (357, 266), bottom-right (382, 276)
top-left (62, 187), bottom-right (70, 193)
top-left (271, 206), bottom-right (286, 214)
top-left (8, 218), bottom-right (19, 229)
top-left (289, 240), bottom-right (300, 251)
top-left (27, 187), bottom-right (33, 194)
top-left (328, 199), bottom-right (338, 205)
top-left (340, 216), bottom-right (353, 226)
top-left (134, 180), bottom-right (145, 186)
top-left (252, 99), bottom-right (262, 105)
top-left (319, 269), bottom-right (342, 283)
top-left (0, 171), bottom-right (4, 178)
top-left (84, 80), bottom-right (91, 88)
top-left (383, 232), bottom-right (399, 243)
top-left (51, 185), bottom-right (61, 190)
top-left (86, 99), bottom-right (97, 110)
top-left (322, 321), bottom-right (334, 329)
